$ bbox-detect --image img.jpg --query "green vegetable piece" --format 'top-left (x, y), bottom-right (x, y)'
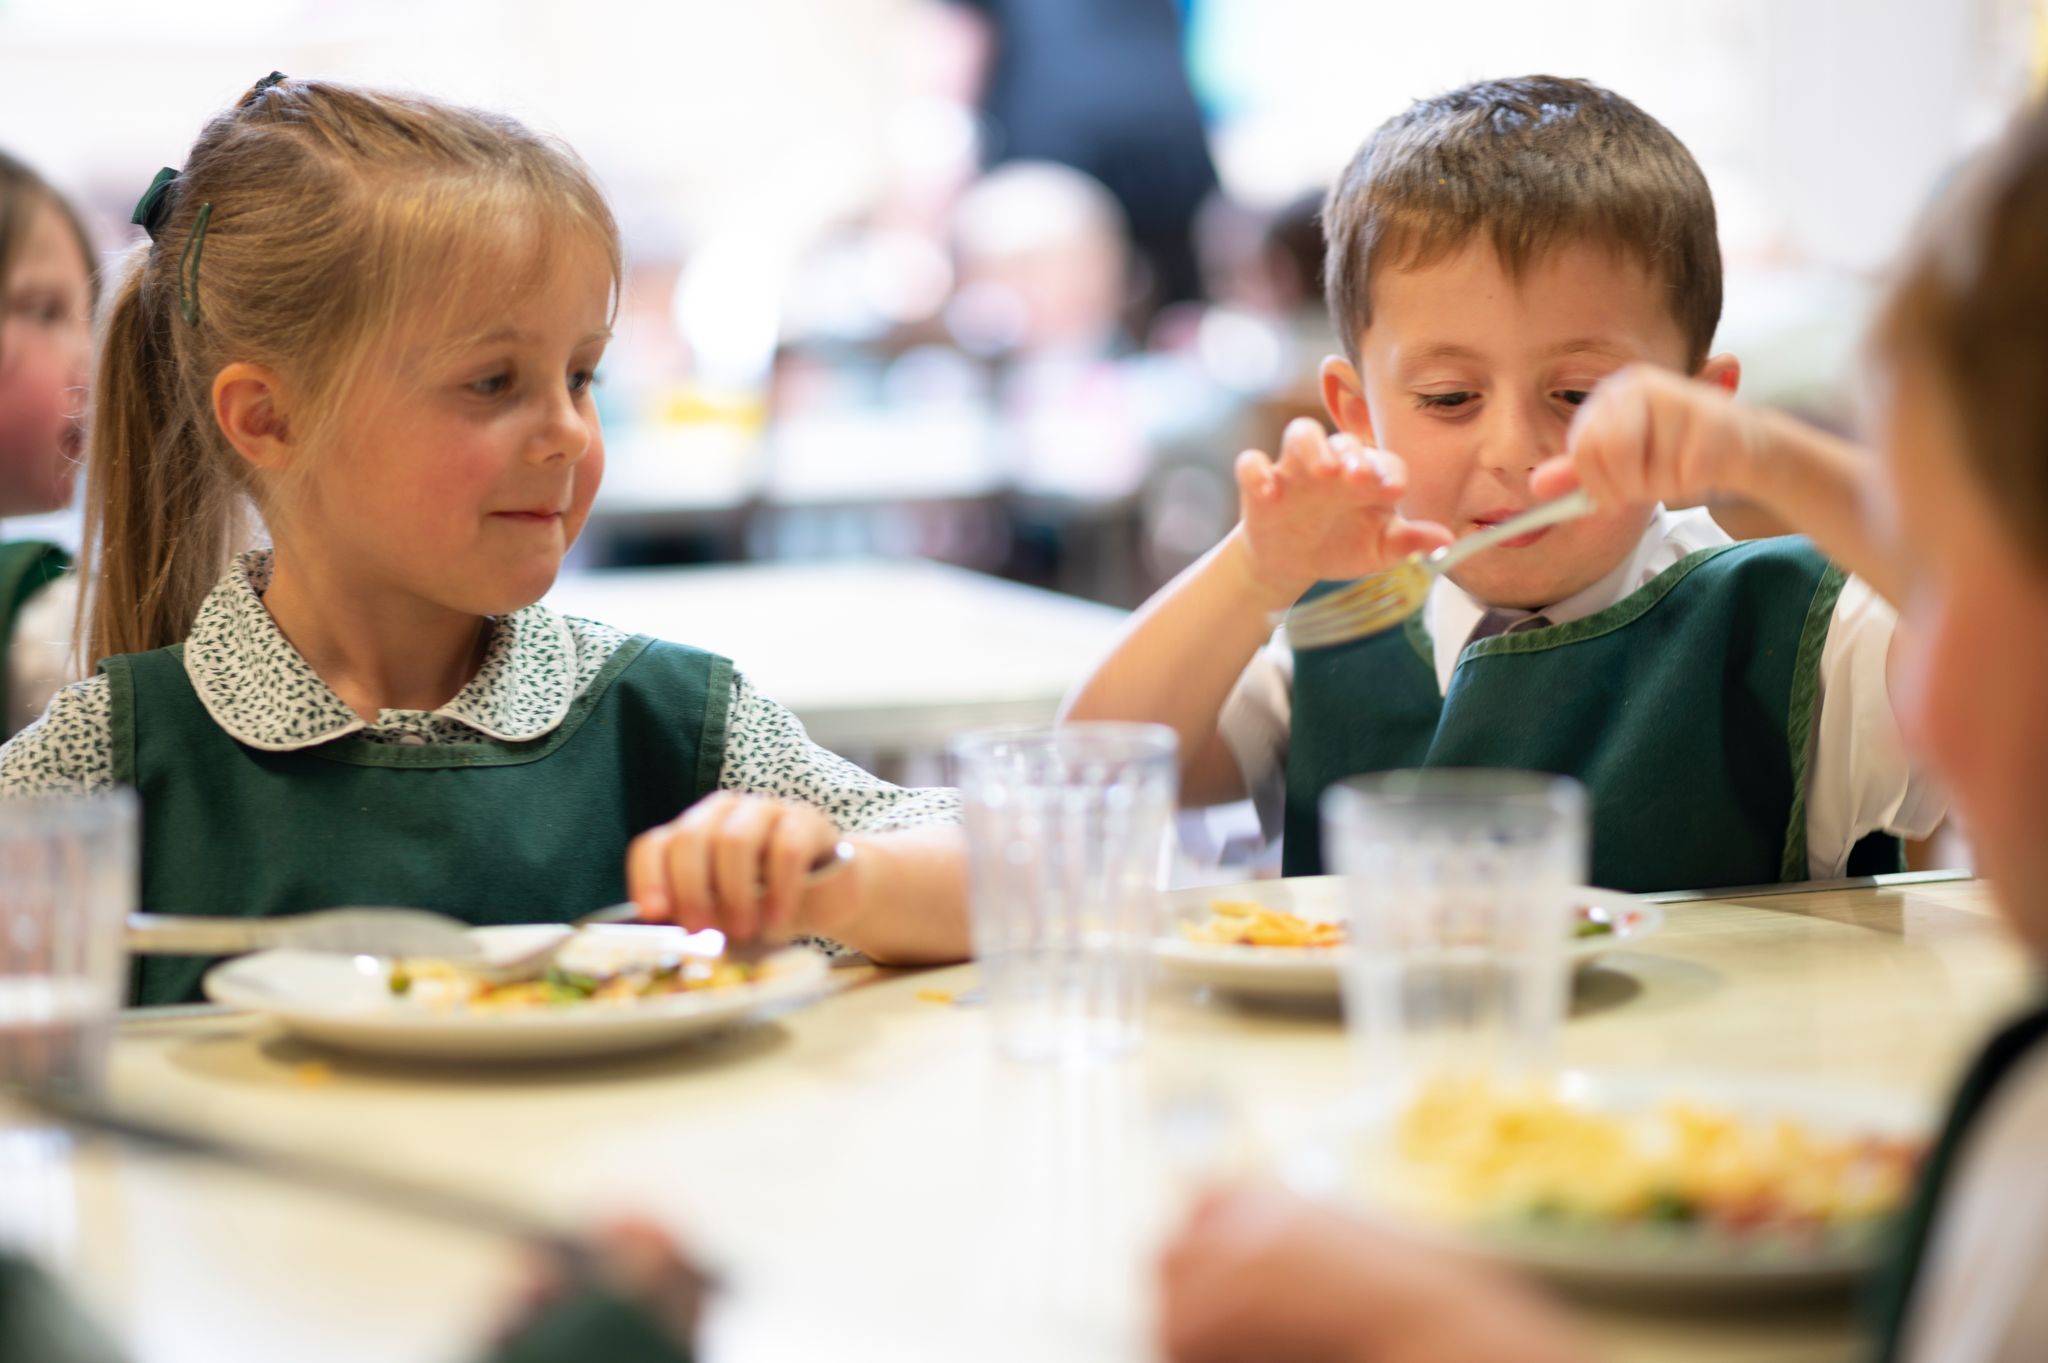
top-left (542, 966), bottom-right (602, 998)
top-left (388, 966), bottom-right (412, 996)
top-left (1642, 1190), bottom-right (1698, 1224)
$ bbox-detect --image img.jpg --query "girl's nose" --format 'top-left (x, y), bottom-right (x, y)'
top-left (533, 392), bottom-right (594, 464)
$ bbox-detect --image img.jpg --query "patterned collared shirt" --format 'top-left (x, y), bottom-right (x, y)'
top-left (0, 551), bottom-right (962, 835)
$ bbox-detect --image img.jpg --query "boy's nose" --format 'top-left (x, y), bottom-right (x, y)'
top-left (1477, 398), bottom-right (1559, 475)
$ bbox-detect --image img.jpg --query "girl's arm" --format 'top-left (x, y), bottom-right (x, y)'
top-left (626, 795), bottom-right (969, 964)
top-left (806, 824), bottom-right (967, 965)
top-left (1064, 418), bottom-right (1451, 805)
top-left (626, 672), bottom-right (971, 962)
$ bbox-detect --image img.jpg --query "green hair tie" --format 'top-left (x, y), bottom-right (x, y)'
top-left (130, 166), bottom-right (179, 239)
top-left (178, 201), bottom-right (213, 327)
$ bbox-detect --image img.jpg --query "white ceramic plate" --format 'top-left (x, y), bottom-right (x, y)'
top-left (1285, 1069), bottom-right (1930, 1298)
top-left (204, 924), bottom-right (832, 1062)
top-left (1155, 876), bottom-right (1663, 1000)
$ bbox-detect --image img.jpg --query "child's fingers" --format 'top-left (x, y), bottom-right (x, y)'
top-left (1274, 417), bottom-right (1330, 482)
top-left (1563, 383), bottom-right (1646, 509)
top-left (1385, 517), bottom-right (1455, 558)
top-left (625, 827), bottom-right (674, 921)
top-left (659, 797), bottom-right (729, 933)
top-left (1232, 448), bottom-right (1277, 507)
top-left (1529, 454), bottom-right (1581, 502)
top-left (1336, 443), bottom-right (1408, 507)
top-left (760, 813), bottom-right (822, 937)
top-left (710, 798), bottom-right (780, 941)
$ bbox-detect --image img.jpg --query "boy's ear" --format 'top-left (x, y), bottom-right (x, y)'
top-left (1320, 356), bottom-right (1379, 445)
top-left (211, 362), bottom-right (295, 472)
top-left (1697, 353), bottom-right (1741, 394)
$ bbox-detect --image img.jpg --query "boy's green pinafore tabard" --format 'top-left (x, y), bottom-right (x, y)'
top-left (1283, 538), bottom-right (1902, 892)
top-left (102, 636), bottom-right (732, 1004)
top-left (0, 540), bottom-right (71, 723)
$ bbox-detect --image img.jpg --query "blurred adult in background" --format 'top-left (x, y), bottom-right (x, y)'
top-left (935, 0), bottom-right (1218, 320)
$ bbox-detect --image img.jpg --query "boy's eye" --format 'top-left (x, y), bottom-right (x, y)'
top-left (1416, 391), bottom-right (1477, 411)
top-left (468, 372), bottom-right (512, 398)
top-left (1555, 390), bottom-right (1592, 407)
top-left (568, 368), bottom-right (600, 396)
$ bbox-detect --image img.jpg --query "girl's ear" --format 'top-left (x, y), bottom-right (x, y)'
top-left (1697, 353), bottom-right (1742, 394)
top-left (1320, 356), bottom-right (1379, 445)
top-left (212, 362), bottom-right (294, 472)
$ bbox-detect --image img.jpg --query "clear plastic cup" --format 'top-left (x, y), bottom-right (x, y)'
top-left (950, 723), bottom-right (1177, 1064)
top-left (0, 791), bottom-right (137, 1094)
top-left (1323, 770), bottom-right (1586, 1098)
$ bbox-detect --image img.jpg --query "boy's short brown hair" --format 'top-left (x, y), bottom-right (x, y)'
top-left (1322, 75), bottom-right (1721, 369)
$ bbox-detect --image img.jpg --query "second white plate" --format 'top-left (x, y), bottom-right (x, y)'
top-left (1154, 876), bottom-right (1663, 1000)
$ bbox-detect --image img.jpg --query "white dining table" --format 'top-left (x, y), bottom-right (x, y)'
top-left (543, 557), bottom-right (1129, 761)
top-left (4, 875), bottom-right (2035, 1363)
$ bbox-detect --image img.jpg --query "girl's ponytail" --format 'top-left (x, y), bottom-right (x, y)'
top-left (79, 249), bottom-right (248, 667)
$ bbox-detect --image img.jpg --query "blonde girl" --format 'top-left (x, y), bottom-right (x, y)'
top-left (0, 76), bottom-right (967, 1003)
top-left (0, 150), bottom-right (94, 734)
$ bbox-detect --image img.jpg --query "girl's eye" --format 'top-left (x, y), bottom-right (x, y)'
top-left (1554, 390), bottom-right (1591, 407)
top-left (1416, 391), bottom-right (1476, 411)
top-left (468, 372), bottom-right (512, 398)
top-left (568, 368), bottom-right (600, 396)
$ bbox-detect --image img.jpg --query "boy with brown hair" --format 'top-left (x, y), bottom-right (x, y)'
top-left (1065, 75), bottom-right (1941, 892)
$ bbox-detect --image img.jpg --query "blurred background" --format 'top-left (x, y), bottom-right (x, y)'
top-left (2, 0), bottom-right (2036, 597)
top-left (0, 0), bottom-right (2036, 865)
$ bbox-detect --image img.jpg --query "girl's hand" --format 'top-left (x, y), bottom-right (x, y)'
top-left (627, 793), bottom-right (841, 942)
top-left (1158, 1187), bottom-right (1592, 1363)
top-left (1234, 417), bottom-right (1454, 609)
top-left (1534, 365), bottom-right (1763, 512)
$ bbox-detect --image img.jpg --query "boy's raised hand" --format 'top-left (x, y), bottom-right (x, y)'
top-left (1533, 365), bottom-right (1761, 511)
top-left (627, 792), bottom-right (847, 944)
top-left (1235, 418), bottom-right (1453, 608)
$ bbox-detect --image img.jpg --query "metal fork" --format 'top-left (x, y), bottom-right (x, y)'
top-left (1278, 489), bottom-right (1594, 649)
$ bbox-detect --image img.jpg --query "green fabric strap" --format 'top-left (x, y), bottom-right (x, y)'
top-left (0, 1253), bottom-right (125, 1363)
top-left (1869, 997), bottom-right (2048, 1361)
top-left (103, 634), bottom-right (733, 1004)
top-left (479, 1287), bottom-right (695, 1363)
top-left (0, 539), bottom-right (73, 726)
top-left (1282, 537), bottom-right (1900, 892)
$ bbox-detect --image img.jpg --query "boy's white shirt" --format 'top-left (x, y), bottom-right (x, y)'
top-left (1903, 1040), bottom-right (2048, 1363)
top-left (1218, 507), bottom-right (1949, 877)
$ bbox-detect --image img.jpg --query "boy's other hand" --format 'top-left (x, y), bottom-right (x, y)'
top-left (1234, 417), bottom-right (1453, 609)
top-left (1158, 1187), bottom-right (1592, 1363)
top-left (1535, 365), bottom-right (1761, 512)
top-left (627, 793), bottom-right (843, 943)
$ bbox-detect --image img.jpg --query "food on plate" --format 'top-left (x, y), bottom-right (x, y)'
top-left (387, 956), bottom-right (758, 1011)
top-left (1387, 1078), bottom-right (1924, 1237)
top-left (1181, 900), bottom-right (1346, 948)
top-left (1182, 900), bottom-right (1630, 949)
